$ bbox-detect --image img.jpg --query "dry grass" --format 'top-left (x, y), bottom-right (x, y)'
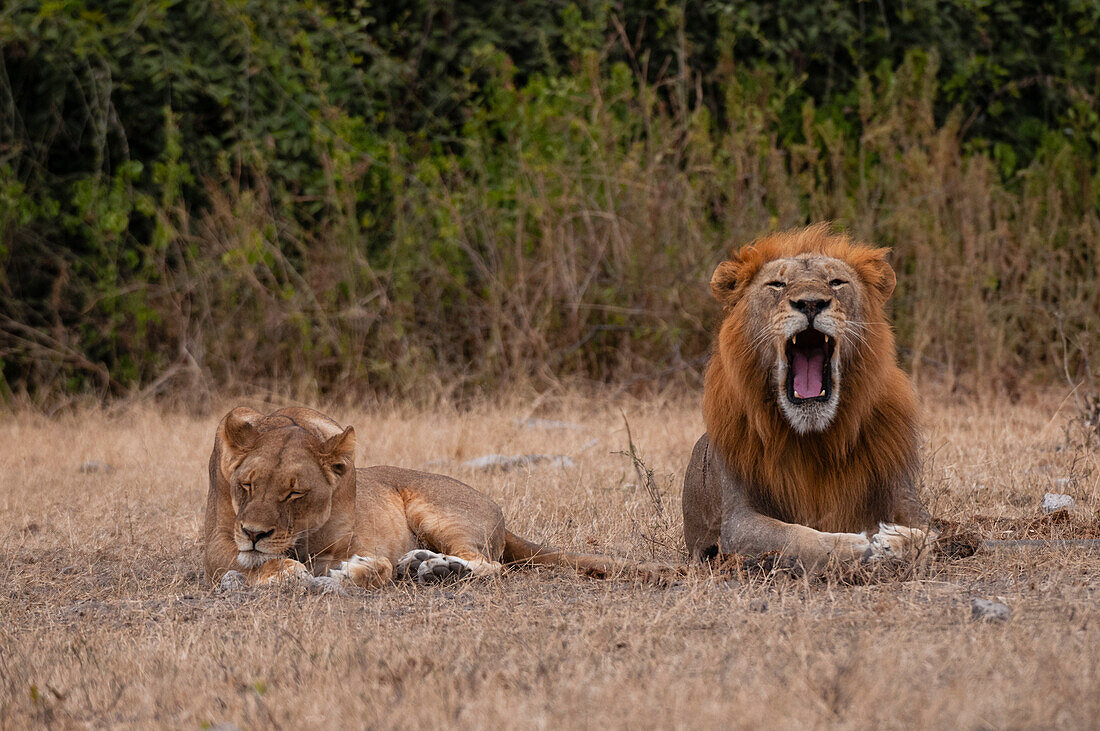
top-left (1, 388), bottom-right (1098, 728)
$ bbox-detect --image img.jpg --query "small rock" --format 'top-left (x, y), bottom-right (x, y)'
top-left (78, 461), bottom-right (114, 474)
top-left (1041, 492), bottom-right (1075, 514)
top-left (970, 598), bottom-right (1011, 622)
top-left (306, 576), bottom-right (348, 596)
top-left (218, 570), bottom-right (247, 592)
top-left (461, 453), bottom-right (575, 472)
top-left (60, 599), bottom-right (106, 619)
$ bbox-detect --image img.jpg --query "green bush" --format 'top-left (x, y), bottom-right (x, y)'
top-left (0, 1), bottom-right (1097, 400)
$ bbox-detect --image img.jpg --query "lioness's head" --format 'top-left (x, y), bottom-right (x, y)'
top-left (216, 408), bottom-right (356, 568)
top-left (710, 225), bottom-right (897, 434)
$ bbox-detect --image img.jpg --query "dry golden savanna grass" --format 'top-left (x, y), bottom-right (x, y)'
top-left (1, 388), bottom-right (1098, 728)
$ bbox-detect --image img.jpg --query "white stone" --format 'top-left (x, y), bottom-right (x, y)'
top-left (1041, 492), bottom-right (1075, 514)
top-left (217, 570), bottom-right (247, 591)
top-left (516, 418), bottom-right (586, 431)
top-left (970, 598), bottom-right (1011, 622)
top-left (461, 453), bottom-right (575, 472)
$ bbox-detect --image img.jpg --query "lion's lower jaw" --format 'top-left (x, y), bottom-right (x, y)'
top-left (774, 364), bottom-right (840, 434)
top-left (779, 397), bottom-right (840, 434)
top-left (236, 550), bottom-right (281, 568)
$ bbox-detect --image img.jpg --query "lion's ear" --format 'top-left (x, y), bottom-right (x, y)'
top-left (318, 426), bottom-right (356, 476)
top-left (710, 260), bottom-right (740, 304)
top-left (222, 407), bottom-right (262, 454)
top-left (854, 248), bottom-right (897, 301)
top-left (710, 244), bottom-right (761, 306)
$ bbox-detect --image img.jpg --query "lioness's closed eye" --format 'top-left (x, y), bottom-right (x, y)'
top-left (683, 224), bottom-right (934, 569)
top-left (203, 406), bottom-right (669, 588)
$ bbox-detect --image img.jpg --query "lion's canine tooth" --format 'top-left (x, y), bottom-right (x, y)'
top-left (819, 388), bottom-right (826, 396)
top-left (793, 334), bottom-right (797, 345)
top-left (794, 390), bottom-right (802, 399)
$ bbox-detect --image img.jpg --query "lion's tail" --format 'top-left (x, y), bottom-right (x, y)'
top-left (502, 530), bottom-right (674, 584)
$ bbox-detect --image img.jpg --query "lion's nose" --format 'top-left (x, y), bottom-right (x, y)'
top-left (791, 297), bottom-right (832, 324)
top-left (240, 526), bottom-right (274, 545)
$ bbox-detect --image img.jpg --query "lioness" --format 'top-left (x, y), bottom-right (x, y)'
top-left (682, 225), bottom-right (931, 568)
top-left (204, 406), bottom-right (656, 587)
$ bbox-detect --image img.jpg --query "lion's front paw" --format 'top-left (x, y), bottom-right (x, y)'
top-left (867, 523), bottom-right (927, 562)
top-left (395, 549), bottom-right (472, 585)
top-left (328, 554), bottom-right (392, 589)
top-left (253, 557), bottom-right (312, 584)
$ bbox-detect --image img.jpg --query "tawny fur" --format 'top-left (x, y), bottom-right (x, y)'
top-left (203, 406), bottom-right (667, 587)
top-left (680, 224), bottom-right (932, 570)
top-left (703, 225), bottom-right (920, 533)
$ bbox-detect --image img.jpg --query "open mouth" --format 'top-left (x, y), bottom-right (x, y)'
top-left (785, 329), bottom-right (835, 403)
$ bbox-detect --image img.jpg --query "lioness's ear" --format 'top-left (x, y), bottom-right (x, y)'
top-left (854, 248), bottom-right (897, 301)
top-left (222, 407), bottom-right (262, 454)
top-left (319, 426), bottom-right (356, 476)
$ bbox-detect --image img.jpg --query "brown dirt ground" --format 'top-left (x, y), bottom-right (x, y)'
top-left (1, 389), bottom-right (1097, 729)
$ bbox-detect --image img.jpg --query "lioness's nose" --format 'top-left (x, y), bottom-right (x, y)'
top-left (791, 297), bottom-right (832, 323)
top-left (241, 526), bottom-right (273, 544)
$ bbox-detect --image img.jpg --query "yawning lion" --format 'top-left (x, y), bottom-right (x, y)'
top-left (682, 225), bottom-right (931, 568)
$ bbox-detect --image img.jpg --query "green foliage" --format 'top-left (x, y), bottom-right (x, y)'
top-left (0, 0), bottom-right (1097, 399)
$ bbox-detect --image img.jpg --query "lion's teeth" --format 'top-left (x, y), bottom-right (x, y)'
top-left (793, 335), bottom-right (797, 345)
top-left (819, 388), bottom-right (826, 396)
top-left (794, 390), bottom-right (802, 399)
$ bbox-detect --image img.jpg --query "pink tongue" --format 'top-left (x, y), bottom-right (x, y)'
top-left (792, 350), bottom-right (825, 398)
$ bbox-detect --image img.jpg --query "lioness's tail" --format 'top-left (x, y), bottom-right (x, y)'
top-left (502, 530), bottom-right (674, 583)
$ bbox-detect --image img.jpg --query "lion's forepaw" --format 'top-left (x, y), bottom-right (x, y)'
top-left (254, 557), bottom-right (313, 585)
top-left (328, 554), bottom-right (392, 589)
top-left (395, 549), bottom-right (472, 585)
top-left (867, 523), bottom-right (927, 562)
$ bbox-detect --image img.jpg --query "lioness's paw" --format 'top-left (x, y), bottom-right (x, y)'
top-left (417, 555), bottom-right (472, 584)
top-left (867, 523), bottom-right (927, 562)
top-left (328, 554), bottom-right (392, 589)
top-left (394, 549), bottom-right (438, 580)
top-left (254, 557), bottom-right (312, 585)
top-left (395, 549), bottom-right (472, 585)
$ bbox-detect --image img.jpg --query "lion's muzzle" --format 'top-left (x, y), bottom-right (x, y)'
top-left (239, 525), bottom-right (274, 548)
top-left (233, 523), bottom-right (288, 566)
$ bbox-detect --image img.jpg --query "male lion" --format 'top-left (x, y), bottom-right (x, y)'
top-left (682, 225), bottom-right (931, 568)
top-left (204, 406), bottom-right (657, 587)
